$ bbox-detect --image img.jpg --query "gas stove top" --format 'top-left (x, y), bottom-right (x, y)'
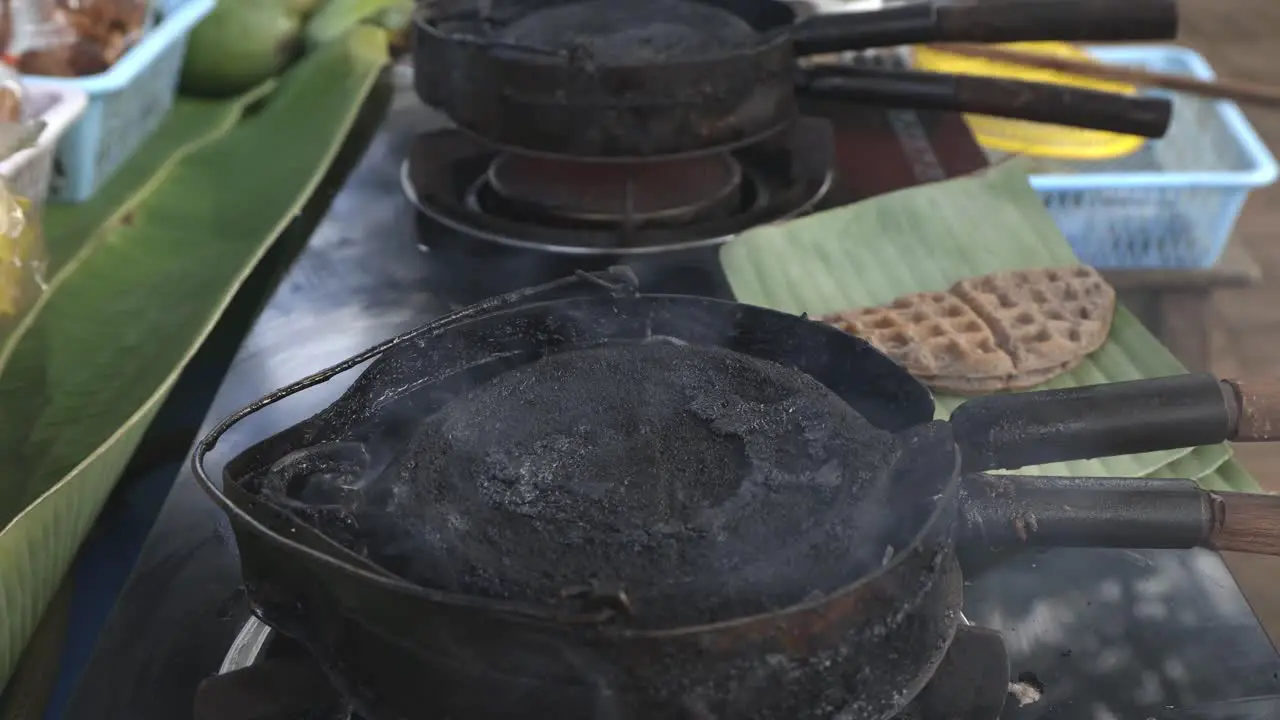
top-left (396, 89), bottom-right (989, 303)
top-left (51, 66), bottom-right (1280, 720)
top-left (177, 73), bottom-right (1271, 715)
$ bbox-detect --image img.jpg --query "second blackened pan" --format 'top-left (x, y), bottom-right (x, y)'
top-left (413, 0), bottom-right (1179, 159)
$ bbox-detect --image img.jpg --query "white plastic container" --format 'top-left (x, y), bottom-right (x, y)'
top-left (0, 83), bottom-right (89, 206)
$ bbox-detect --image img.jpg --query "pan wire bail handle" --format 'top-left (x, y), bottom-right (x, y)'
top-left (191, 268), bottom-right (639, 479)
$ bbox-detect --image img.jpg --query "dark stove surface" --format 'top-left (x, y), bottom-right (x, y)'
top-left (194, 615), bottom-right (1010, 720)
top-left (57, 68), bottom-right (1280, 720)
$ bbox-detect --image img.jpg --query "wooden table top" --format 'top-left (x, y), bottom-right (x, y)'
top-left (1102, 241), bottom-right (1263, 291)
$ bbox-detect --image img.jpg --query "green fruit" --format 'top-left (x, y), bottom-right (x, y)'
top-left (305, 0), bottom-right (412, 50)
top-left (279, 0), bottom-right (324, 18)
top-left (181, 1), bottom-right (302, 98)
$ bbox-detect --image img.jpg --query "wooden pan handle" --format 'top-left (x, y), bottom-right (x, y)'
top-left (1206, 492), bottom-right (1280, 556)
top-left (1222, 379), bottom-right (1280, 441)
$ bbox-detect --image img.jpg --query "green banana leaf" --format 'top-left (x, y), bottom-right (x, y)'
top-left (717, 153), bottom-right (1265, 558)
top-left (719, 159), bottom-right (1230, 479)
top-left (306, 0), bottom-right (414, 49)
top-left (1154, 444), bottom-right (1233, 483)
top-left (1200, 458), bottom-right (1261, 493)
top-left (0, 26), bottom-right (391, 693)
top-left (40, 81), bottom-right (278, 275)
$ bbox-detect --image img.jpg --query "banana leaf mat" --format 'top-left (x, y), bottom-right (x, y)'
top-left (0, 27), bottom-right (392, 699)
top-left (719, 159), bottom-right (1248, 488)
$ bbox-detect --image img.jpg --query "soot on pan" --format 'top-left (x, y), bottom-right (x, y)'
top-left (497, 0), bottom-right (758, 65)
top-left (264, 340), bottom-right (899, 629)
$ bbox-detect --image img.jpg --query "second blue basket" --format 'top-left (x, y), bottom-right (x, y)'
top-left (24, 0), bottom-right (217, 203)
top-left (1027, 45), bottom-right (1279, 269)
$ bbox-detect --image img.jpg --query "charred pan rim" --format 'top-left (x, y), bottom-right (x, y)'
top-left (413, 1), bottom-right (795, 71)
top-left (193, 293), bottom-right (955, 636)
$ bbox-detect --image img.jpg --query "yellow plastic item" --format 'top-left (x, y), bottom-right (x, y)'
top-left (913, 42), bottom-right (1146, 160)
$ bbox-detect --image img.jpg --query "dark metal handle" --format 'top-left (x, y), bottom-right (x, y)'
top-left (791, 3), bottom-right (938, 55)
top-left (950, 374), bottom-right (1234, 473)
top-left (959, 474), bottom-right (1216, 551)
top-left (935, 0), bottom-right (1177, 44)
top-left (796, 65), bottom-right (1172, 138)
top-left (789, 0), bottom-right (1177, 56)
top-left (959, 475), bottom-right (1280, 559)
top-left (951, 73), bottom-right (1171, 138)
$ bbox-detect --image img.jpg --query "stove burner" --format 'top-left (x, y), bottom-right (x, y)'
top-left (485, 152), bottom-right (744, 226)
top-left (403, 117), bottom-right (835, 256)
top-left (496, 0), bottom-right (757, 64)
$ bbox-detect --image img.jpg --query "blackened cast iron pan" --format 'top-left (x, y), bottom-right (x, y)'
top-left (193, 269), bottom-right (1280, 720)
top-left (413, 0), bottom-right (1178, 159)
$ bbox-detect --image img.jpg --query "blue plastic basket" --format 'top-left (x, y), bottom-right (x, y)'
top-left (1024, 45), bottom-right (1279, 269)
top-left (22, 0), bottom-right (216, 203)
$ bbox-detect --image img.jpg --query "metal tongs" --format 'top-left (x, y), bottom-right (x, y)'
top-left (788, 0), bottom-right (1181, 138)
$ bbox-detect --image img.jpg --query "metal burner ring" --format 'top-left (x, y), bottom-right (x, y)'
top-left (484, 152), bottom-right (745, 226)
top-left (411, 160), bottom-right (829, 257)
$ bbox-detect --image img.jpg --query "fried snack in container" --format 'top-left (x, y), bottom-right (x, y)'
top-left (10, 0), bottom-right (150, 76)
top-left (0, 178), bottom-right (45, 345)
top-left (0, 62), bottom-right (21, 123)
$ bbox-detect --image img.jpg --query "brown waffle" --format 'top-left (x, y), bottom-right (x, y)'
top-left (823, 291), bottom-right (1016, 378)
top-left (923, 356), bottom-right (1085, 396)
top-left (950, 266), bottom-right (1115, 373)
top-left (823, 265), bottom-right (1116, 394)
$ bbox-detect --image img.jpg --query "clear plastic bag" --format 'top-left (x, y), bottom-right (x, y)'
top-left (0, 2), bottom-right (12, 60)
top-left (0, 62), bottom-right (21, 124)
top-left (7, 0), bottom-right (76, 57)
top-left (58, 0), bottom-right (152, 56)
top-left (8, 0), bottom-right (151, 76)
top-left (0, 178), bottom-right (45, 346)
